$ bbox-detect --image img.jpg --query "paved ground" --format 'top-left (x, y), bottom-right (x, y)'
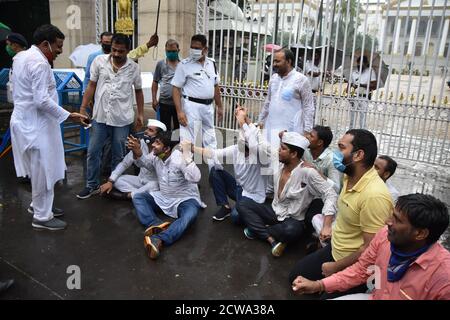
top-left (0, 150), bottom-right (313, 300)
top-left (0, 105), bottom-right (449, 299)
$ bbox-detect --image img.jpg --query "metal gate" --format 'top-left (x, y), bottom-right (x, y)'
top-left (197, 0), bottom-right (450, 166)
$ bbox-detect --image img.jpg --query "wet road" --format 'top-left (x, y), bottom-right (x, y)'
top-left (0, 147), bottom-right (448, 299)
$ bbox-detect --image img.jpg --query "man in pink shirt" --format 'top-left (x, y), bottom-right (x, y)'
top-left (292, 193), bottom-right (450, 300)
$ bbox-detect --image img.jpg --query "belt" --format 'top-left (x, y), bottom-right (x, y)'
top-left (183, 95), bottom-right (214, 105)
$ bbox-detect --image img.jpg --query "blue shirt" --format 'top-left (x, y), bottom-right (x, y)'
top-left (83, 49), bottom-right (104, 93)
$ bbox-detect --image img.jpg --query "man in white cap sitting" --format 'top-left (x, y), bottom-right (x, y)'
top-left (236, 108), bottom-right (338, 257)
top-left (99, 119), bottom-right (167, 200)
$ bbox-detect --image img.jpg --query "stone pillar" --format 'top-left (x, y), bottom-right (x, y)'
top-left (439, 18), bottom-right (450, 57)
top-left (407, 18), bottom-right (417, 55)
top-left (393, 17), bottom-right (402, 54)
top-left (138, 0), bottom-right (196, 72)
top-left (49, 0), bottom-right (97, 68)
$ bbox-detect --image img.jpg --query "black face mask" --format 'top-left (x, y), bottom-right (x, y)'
top-left (143, 135), bottom-right (156, 145)
top-left (102, 43), bottom-right (112, 54)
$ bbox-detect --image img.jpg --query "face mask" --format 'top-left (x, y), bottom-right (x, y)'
top-left (333, 150), bottom-right (357, 173)
top-left (143, 135), bottom-right (156, 145)
top-left (5, 45), bottom-right (16, 57)
top-left (157, 152), bottom-right (167, 159)
top-left (190, 48), bottom-right (203, 61)
top-left (102, 43), bottom-right (112, 54)
top-left (44, 41), bottom-right (53, 63)
top-left (166, 51), bottom-right (179, 61)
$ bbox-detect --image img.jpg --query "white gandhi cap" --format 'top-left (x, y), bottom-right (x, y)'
top-left (147, 119), bottom-right (167, 132)
top-left (281, 132), bottom-right (310, 150)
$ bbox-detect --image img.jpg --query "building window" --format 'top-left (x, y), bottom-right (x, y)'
top-left (287, 16), bottom-right (292, 23)
top-left (445, 43), bottom-right (449, 57)
top-left (387, 41), bottom-right (393, 54)
top-left (415, 42), bottom-right (423, 56)
top-left (404, 41), bottom-right (409, 55)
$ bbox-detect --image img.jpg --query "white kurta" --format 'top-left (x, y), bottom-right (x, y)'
top-left (109, 140), bottom-right (159, 195)
top-left (10, 46), bottom-right (70, 190)
top-left (135, 149), bottom-right (206, 218)
top-left (258, 69), bottom-right (315, 147)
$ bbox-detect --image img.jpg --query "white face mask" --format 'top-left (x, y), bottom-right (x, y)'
top-left (190, 48), bottom-right (203, 61)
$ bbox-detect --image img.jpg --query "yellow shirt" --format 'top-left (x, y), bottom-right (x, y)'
top-left (331, 167), bottom-right (393, 261)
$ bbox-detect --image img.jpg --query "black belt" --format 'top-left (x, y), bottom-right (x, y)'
top-left (183, 95), bottom-right (214, 105)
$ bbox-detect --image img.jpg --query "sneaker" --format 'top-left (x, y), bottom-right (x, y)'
top-left (144, 236), bottom-right (162, 260)
top-left (271, 242), bottom-right (287, 257)
top-left (32, 218), bottom-right (67, 231)
top-left (212, 206), bottom-right (231, 221)
top-left (144, 221), bottom-right (171, 237)
top-left (28, 206), bottom-right (64, 217)
top-left (243, 227), bottom-right (256, 240)
top-left (105, 189), bottom-right (130, 201)
top-left (76, 186), bottom-right (100, 199)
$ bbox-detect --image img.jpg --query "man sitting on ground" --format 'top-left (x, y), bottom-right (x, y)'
top-left (185, 107), bottom-right (267, 223)
top-left (236, 108), bottom-right (338, 257)
top-left (374, 155), bottom-right (400, 203)
top-left (127, 131), bottom-right (205, 260)
top-left (99, 119), bottom-right (166, 200)
top-left (289, 129), bottom-right (394, 299)
top-left (292, 193), bottom-right (450, 300)
top-left (303, 125), bottom-right (342, 248)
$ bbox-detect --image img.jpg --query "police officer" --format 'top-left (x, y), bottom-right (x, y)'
top-left (171, 34), bottom-right (223, 169)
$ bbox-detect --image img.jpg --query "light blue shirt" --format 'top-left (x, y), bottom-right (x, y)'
top-left (83, 49), bottom-right (104, 93)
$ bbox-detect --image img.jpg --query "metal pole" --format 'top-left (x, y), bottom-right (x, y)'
top-left (274, 0), bottom-right (280, 44)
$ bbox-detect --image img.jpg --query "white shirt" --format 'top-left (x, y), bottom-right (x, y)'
top-left (10, 46), bottom-right (70, 189)
top-left (90, 54), bottom-right (142, 126)
top-left (135, 149), bottom-right (205, 218)
top-left (386, 180), bottom-right (400, 204)
top-left (171, 57), bottom-right (219, 100)
top-left (212, 142), bottom-right (267, 204)
top-left (303, 148), bottom-right (343, 194)
top-left (350, 67), bottom-right (376, 96)
top-left (304, 60), bottom-right (320, 91)
top-left (258, 69), bottom-right (315, 144)
top-left (110, 140), bottom-right (158, 188)
top-left (244, 123), bottom-right (338, 221)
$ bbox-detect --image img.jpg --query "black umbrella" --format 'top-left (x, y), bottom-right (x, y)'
top-left (0, 28), bottom-right (12, 42)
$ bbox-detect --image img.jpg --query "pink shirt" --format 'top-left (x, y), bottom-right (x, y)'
top-left (322, 227), bottom-right (450, 300)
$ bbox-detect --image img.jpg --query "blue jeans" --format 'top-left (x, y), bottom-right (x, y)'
top-left (209, 168), bottom-right (244, 223)
top-left (132, 192), bottom-right (201, 246)
top-left (86, 120), bottom-right (130, 188)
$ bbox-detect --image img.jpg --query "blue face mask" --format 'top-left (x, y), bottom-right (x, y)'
top-left (333, 150), bottom-right (347, 173)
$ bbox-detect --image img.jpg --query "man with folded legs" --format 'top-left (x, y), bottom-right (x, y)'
top-left (99, 119), bottom-right (166, 200)
top-left (236, 108), bottom-right (338, 257)
top-left (127, 131), bottom-right (205, 259)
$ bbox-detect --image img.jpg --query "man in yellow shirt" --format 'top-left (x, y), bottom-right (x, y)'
top-left (289, 129), bottom-right (393, 299)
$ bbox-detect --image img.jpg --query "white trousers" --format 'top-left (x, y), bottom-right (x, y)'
top-left (114, 175), bottom-right (158, 198)
top-left (28, 148), bottom-right (55, 222)
top-left (180, 100), bottom-right (220, 170)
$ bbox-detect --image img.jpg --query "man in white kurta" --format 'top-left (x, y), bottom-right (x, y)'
top-left (99, 119), bottom-right (166, 200)
top-left (10, 24), bottom-right (86, 230)
top-left (258, 48), bottom-right (315, 148)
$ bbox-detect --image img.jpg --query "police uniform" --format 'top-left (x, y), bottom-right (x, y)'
top-left (171, 56), bottom-right (220, 168)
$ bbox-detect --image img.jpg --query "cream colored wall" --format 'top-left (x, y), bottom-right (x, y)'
top-left (137, 0), bottom-right (196, 72)
top-left (49, 0), bottom-right (197, 72)
top-left (50, 0), bottom-right (97, 69)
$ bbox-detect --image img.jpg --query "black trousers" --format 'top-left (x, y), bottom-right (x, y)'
top-left (304, 198), bottom-right (324, 233)
top-left (159, 102), bottom-right (179, 131)
top-left (236, 198), bottom-right (305, 243)
top-left (289, 244), bottom-right (367, 299)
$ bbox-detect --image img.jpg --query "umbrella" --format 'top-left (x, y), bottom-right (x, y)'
top-left (69, 43), bottom-right (102, 67)
top-left (0, 22), bottom-right (11, 42)
top-left (264, 44), bottom-right (281, 53)
top-left (290, 44), bottom-right (344, 71)
top-left (342, 50), bottom-right (389, 88)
